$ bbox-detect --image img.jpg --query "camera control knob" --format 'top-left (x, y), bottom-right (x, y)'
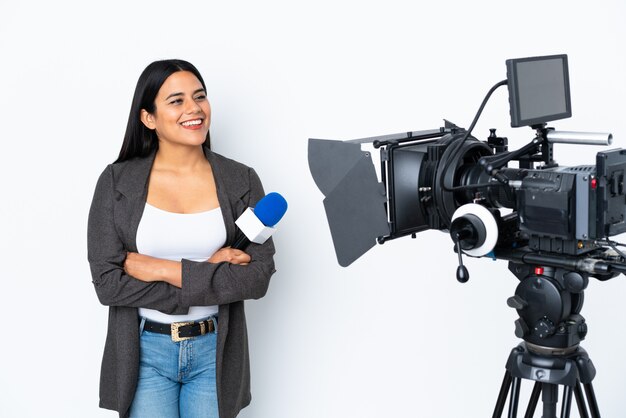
top-left (563, 272), bottom-right (588, 293)
top-left (507, 295), bottom-right (528, 310)
top-left (514, 319), bottom-right (529, 338)
top-left (534, 318), bottom-right (556, 339)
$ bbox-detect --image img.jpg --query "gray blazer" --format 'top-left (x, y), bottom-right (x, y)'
top-left (87, 145), bottom-right (276, 418)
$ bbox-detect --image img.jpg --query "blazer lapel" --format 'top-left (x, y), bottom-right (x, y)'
top-left (204, 146), bottom-right (248, 247)
top-left (113, 152), bottom-right (156, 252)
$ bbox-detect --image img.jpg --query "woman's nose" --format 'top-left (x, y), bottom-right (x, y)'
top-left (185, 99), bottom-right (202, 114)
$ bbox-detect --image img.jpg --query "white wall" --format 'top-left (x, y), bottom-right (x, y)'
top-left (1, 1), bottom-right (625, 417)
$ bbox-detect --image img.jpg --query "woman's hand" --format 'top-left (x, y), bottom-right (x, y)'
top-left (208, 247), bottom-right (251, 265)
top-left (124, 252), bottom-right (182, 287)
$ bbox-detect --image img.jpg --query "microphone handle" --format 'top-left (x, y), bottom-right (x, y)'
top-left (232, 234), bottom-right (251, 250)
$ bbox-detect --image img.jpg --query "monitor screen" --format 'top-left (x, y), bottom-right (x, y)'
top-left (507, 54), bottom-right (572, 128)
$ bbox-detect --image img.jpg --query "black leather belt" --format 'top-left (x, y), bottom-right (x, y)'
top-left (143, 317), bottom-right (217, 342)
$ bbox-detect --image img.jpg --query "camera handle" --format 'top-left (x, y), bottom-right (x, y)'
top-left (451, 218), bottom-right (483, 283)
top-left (453, 238), bottom-right (470, 283)
top-left (479, 127), bottom-right (613, 183)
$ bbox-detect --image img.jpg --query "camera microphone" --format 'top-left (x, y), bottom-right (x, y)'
top-left (232, 192), bottom-right (288, 250)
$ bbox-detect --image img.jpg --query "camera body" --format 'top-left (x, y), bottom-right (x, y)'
top-left (385, 128), bottom-right (626, 257)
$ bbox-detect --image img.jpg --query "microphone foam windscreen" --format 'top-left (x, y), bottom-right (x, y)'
top-left (254, 192), bottom-right (288, 226)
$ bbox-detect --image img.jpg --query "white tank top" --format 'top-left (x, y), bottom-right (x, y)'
top-left (136, 202), bottom-right (226, 323)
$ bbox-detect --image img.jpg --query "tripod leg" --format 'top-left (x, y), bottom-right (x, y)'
top-left (508, 377), bottom-right (522, 418)
top-left (583, 383), bottom-right (601, 418)
top-left (493, 371), bottom-right (513, 418)
top-left (523, 381), bottom-right (541, 418)
top-left (573, 381), bottom-right (590, 418)
top-left (542, 383), bottom-right (558, 418)
top-left (560, 386), bottom-right (573, 418)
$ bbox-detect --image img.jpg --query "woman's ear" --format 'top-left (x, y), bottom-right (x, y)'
top-left (140, 109), bottom-right (156, 130)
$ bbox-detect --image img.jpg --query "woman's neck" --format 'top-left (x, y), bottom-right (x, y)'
top-left (153, 142), bottom-right (209, 173)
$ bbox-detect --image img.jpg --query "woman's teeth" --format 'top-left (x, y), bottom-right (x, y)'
top-left (181, 119), bottom-right (202, 126)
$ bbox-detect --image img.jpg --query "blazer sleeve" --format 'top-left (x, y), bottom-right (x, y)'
top-left (180, 167), bottom-right (276, 306)
top-left (87, 165), bottom-right (186, 314)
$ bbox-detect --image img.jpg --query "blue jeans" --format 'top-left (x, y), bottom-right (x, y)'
top-left (129, 318), bottom-right (219, 418)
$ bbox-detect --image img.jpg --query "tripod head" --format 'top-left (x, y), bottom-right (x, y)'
top-left (506, 263), bottom-right (588, 350)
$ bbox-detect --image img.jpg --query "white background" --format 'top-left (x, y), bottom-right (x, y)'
top-left (1, 1), bottom-right (625, 417)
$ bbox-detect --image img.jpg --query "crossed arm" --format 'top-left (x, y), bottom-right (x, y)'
top-left (124, 248), bottom-right (251, 288)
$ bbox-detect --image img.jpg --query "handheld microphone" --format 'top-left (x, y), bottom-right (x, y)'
top-left (232, 192), bottom-right (288, 250)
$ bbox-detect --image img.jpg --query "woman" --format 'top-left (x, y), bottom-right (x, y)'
top-left (87, 59), bottom-right (276, 418)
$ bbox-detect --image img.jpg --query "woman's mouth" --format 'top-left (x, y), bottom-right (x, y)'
top-left (180, 119), bottom-right (204, 130)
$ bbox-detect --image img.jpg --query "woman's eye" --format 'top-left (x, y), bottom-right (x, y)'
top-left (195, 95), bottom-right (206, 101)
top-left (170, 99), bottom-right (183, 105)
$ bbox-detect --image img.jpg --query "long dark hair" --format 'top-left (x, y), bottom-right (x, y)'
top-left (115, 59), bottom-right (211, 163)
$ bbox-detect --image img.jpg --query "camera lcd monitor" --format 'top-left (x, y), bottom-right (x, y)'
top-left (507, 54), bottom-right (572, 128)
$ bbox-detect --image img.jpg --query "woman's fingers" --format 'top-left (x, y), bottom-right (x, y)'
top-left (208, 247), bottom-right (251, 264)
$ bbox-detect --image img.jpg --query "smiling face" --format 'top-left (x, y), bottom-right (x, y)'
top-left (141, 71), bottom-right (211, 147)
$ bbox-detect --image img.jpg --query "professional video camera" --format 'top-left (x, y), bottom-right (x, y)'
top-left (308, 54), bottom-right (626, 417)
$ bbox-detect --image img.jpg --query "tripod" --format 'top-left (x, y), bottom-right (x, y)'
top-left (492, 342), bottom-right (600, 418)
top-left (490, 262), bottom-right (603, 418)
